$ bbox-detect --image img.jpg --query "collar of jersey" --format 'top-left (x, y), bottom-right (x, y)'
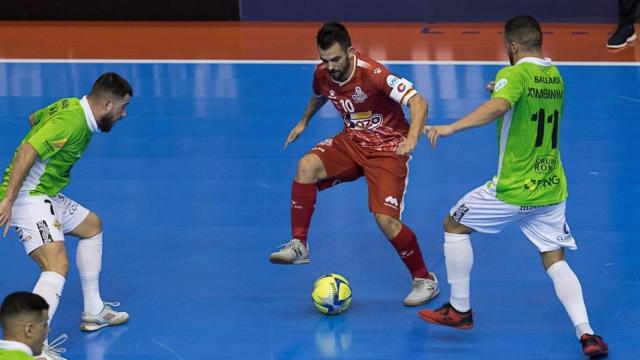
top-left (80, 96), bottom-right (100, 133)
top-left (331, 54), bottom-right (358, 86)
top-left (0, 340), bottom-right (33, 355)
top-left (515, 57), bottom-right (552, 67)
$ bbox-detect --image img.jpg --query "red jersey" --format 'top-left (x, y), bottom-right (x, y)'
top-left (313, 52), bottom-right (418, 152)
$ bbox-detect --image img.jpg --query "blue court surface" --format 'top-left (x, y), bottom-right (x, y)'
top-left (0, 61), bottom-right (638, 359)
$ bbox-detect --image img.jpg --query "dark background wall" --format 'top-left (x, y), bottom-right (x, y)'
top-left (0, 0), bottom-right (239, 20)
top-left (240, 0), bottom-right (619, 23)
top-left (0, 0), bottom-right (628, 22)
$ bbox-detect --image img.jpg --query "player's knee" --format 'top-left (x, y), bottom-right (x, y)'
top-left (33, 246), bottom-right (70, 276)
top-left (85, 212), bottom-right (103, 236)
top-left (92, 213), bottom-right (103, 233)
top-left (443, 215), bottom-right (460, 233)
top-left (443, 215), bottom-right (452, 231)
top-left (374, 213), bottom-right (387, 225)
top-left (296, 155), bottom-right (323, 182)
top-left (374, 213), bottom-right (401, 235)
top-left (50, 260), bottom-right (70, 277)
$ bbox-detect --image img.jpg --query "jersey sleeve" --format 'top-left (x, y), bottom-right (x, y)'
top-left (312, 66), bottom-right (325, 97)
top-left (371, 65), bottom-right (417, 106)
top-left (491, 67), bottom-right (524, 106)
top-left (32, 107), bottom-right (47, 125)
top-left (27, 116), bottom-right (76, 160)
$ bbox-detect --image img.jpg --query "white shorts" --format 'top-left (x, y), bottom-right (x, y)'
top-left (11, 193), bottom-right (90, 254)
top-left (450, 184), bottom-right (577, 252)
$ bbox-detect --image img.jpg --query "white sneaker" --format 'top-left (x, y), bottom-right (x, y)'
top-left (35, 334), bottom-right (68, 360)
top-left (269, 239), bottom-right (310, 264)
top-left (404, 272), bottom-right (440, 306)
top-left (80, 302), bottom-right (129, 332)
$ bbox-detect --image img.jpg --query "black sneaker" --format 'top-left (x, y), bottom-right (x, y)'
top-left (607, 25), bottom-right (636, 49)
top-left (579, 334), bottom-right (609, 358)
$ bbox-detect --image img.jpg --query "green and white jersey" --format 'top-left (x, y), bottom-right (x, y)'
top-left (489, 57), bottom-right (567, 206)
top-left (0, 96), bottom-right (98, 200)
top-left (0, 340), bottom-right (34, 360)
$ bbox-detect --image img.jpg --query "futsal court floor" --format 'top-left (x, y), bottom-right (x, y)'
top-left (0, 22), bottom-right (638, 359)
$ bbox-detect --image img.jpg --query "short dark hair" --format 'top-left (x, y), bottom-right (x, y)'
top-left (89, 72), bottom-right (133, 99)
top-left (0, 292), bottom-right (49, 330)
top-left (504, 15), bottom-right (542, 51)
top-left (316, 22), bottom-right (352, 51)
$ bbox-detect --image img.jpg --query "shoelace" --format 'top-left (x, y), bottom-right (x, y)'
top-left (440, 305), bottom-right (451, 315)
top-left (276, 242), bottom-right (294, 250)
top-left (275, 241), bottom-right (307, 252)
top-left (104, 301), bottom-right (121, 308)
top-left (44, 334), bottom-right (68, 358)
top-left (411, 279), bottom-right (426, 291)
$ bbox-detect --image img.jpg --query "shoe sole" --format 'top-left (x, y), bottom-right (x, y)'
top-left (583, 348), bottom-right (608, 358)
top-left (404, 287), bottom-right (440, 306)
top-left (80, 316), bottom-right (129, 332)
top-left (418, 311), bottom-right (473, 330)
top-left (607, 33), bottom-right (637, 48)
top-left (269, 255), bottom-right (310, 264)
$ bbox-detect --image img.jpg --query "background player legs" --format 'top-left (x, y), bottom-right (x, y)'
top-left (68, 212), bottom-right (104, 315)
top-left (540, 249), bottom-right (594, 338)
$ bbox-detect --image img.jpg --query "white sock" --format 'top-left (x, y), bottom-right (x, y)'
top-left (546, 260), bottom-right (594, 338)
top-left (77, 232), bottom-right (104, 314)
top-left (444, 232), bottom-right (473, 312)
top-left (33, 271), bottom-right (66, 324)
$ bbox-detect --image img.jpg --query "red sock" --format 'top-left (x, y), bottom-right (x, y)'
top-left (390, 224), bottom-right (429, 279)
top-left (291, 181), bottom-right (317, 246)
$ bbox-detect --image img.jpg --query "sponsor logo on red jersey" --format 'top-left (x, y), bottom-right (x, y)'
top-left (343, 111), bottom-right (383, 130)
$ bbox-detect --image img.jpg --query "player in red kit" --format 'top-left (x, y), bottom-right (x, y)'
top-left (269, 22), bottom-right (439, 306)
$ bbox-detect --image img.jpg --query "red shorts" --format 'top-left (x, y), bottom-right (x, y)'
top-left (309, 132), bottom-right (411, 219)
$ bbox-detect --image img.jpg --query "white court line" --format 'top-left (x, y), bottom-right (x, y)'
top-left (0, 59), bottom-right (639, 66)
top-left (616, 95), bottom-right (640, 103)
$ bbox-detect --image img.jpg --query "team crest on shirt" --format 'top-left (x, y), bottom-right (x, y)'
top-left (343, 111), bottom-right (384, 130)
top-left (373, 67), bottom-right (382, 74)
top-left (328, 90), bottom-right (337, 99)
top-left (352, 86), bottom-right (368, 103)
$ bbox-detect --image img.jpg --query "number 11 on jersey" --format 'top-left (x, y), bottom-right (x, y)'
top-left (531, 108), bottom-right (559, 149)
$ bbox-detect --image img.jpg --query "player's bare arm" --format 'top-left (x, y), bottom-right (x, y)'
top-left (284, 95), bottom-right (328, 149)
top-left (427, 98), bottom-right (510, 148)
top-left (0, 142), bottom-right (38, 237)
top-left (396, 94), bottom-right (428, 155)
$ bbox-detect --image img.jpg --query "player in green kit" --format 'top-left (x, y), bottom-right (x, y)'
top-left (0, 292), bottom-right (50, 360)
top-left (417, 16), bottom-right (609, 358)
top-left (0, 73), bottom-right (132, 360)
